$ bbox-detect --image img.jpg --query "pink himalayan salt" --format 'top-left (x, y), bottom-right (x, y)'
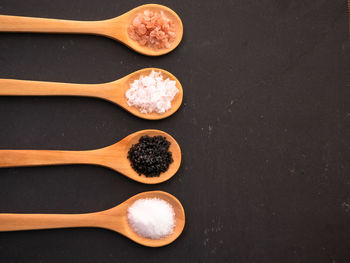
top-left (128, 10), bottom-right (176, 50)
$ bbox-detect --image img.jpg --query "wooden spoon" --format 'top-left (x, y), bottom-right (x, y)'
top-left (0, 191), bottom-right (185, 247)
top-left (0, 68), bottom-right (183, 120)
top-left (0, 4), bottom-right (183, 56)
top-left (0, 130), bottom-right (181, 184)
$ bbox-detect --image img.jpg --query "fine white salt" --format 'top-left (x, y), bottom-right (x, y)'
top-left (125, 71), bottom-right (179, 114)
top-left (127, 198), bottom-right (175, 239)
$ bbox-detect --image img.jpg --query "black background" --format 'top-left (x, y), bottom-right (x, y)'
top-left (0, 0), bottom-right (349, 262)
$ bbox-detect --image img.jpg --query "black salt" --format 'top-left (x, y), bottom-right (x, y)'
top-left (127, 135), bottom-right (173, 177)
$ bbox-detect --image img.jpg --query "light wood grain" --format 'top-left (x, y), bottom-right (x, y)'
top-left (0, 68), bottom-right (183, 120)
top-left (0, 191), bottom-right (185, 247)
top-left (0, 4), bottom-right (183, 56)
top-left (0, 130), bottom-right (181, 184)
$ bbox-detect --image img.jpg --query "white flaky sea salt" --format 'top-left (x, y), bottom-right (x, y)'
top-left (127, 198), bottom-right (175, 239)
top-left (125, 71), bottom-right (179, 114)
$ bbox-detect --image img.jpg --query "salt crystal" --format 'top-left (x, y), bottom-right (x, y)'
top-left (127, 198), bottom-right (175, 239)
top-left (125, 70), bottom-right (179, 114)
top-left (128, 10), bottom-right (176, 50)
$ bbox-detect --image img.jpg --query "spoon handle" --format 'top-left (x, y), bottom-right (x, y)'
top-left (0, 15), bottom-right (107, 35)
top-left (0, 79), bottom-right (113, 98)
top-left (0, 149), bottom-right (96, 168)
top-left (0, 213), bottom-right (102, 231)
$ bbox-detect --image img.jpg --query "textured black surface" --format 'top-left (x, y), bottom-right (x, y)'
top-left (128, 135), bottom-right (173, 177)
top-left (0, 0), bottom-right (349, 262)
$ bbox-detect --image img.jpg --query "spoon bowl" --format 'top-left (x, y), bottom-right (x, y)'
top-left (0, 4), bottom-right (183, 56)
top-left (114, 68), bottom-right (183, 119)
top-left (101, 191), bottom-right (185, 247)
top-left (0, 129), bottom-right (182, 184)
top-left (111, 4), bottom-right (183, 56)
top-left (98, 129), bottom-right (182, 184)
top-left (0, 68), bottom-right (183, 120)
top-left (0, 191), bottom-right (186, 247)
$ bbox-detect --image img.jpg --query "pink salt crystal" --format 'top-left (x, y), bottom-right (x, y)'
top-left (128, 10), bottom-right (176, 50)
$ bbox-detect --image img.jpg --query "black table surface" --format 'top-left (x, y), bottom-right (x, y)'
top-left (0, 0), bottom-right (349, 262)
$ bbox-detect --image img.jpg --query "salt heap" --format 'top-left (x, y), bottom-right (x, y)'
top-left (128, 10), bottom-right (176, 50)
top-left (127, 198), bottom-right (175, 239)
top-left (125, 70), bottom-right (179, 114)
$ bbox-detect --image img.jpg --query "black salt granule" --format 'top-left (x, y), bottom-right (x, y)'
top-left (127, 135), bottom-right (173, 177)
